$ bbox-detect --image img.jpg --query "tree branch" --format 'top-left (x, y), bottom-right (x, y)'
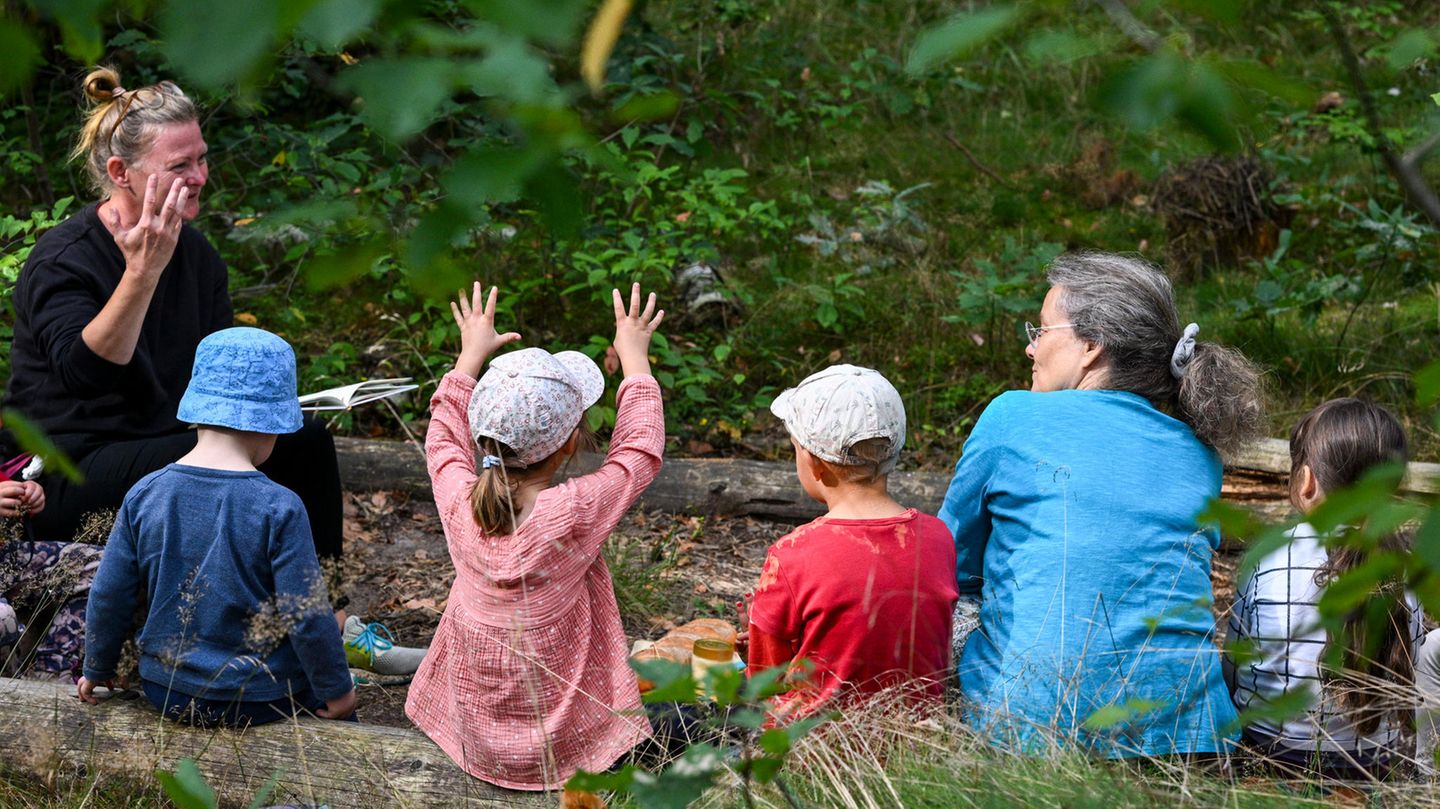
top-left (1320, 5), bottom-right (1440, 227)
top-left (1092, 0), bottom-right (1162, 53)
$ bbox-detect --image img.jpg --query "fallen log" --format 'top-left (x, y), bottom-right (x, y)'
top-left (0, 677), bottom-right (547, 809)
top-left (334, 437), bottom-right (1308, 527)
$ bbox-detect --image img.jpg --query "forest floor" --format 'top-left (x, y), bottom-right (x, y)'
top-left (337, 490), bottom-right (782, 727)
top-left (337, 487), bottom-right (1249, 729)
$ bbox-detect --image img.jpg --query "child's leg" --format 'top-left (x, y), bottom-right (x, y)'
top-left (142, 680), bottom-right (347, 727)
top-left (1416, 628), bottom-right (1440, 777)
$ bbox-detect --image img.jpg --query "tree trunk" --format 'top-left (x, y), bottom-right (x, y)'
top-left (0, 678), bottom-right (547, 808)
top-left (337, 436), bottom-right (1434, 525)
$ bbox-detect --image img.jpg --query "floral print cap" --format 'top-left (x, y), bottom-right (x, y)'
top-left (467, 347), bottom-right (605, 465)
top-left (770, 364), bottom-right (906, 474)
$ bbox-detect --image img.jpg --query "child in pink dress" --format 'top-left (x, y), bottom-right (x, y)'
top-left (406, 283), bottom-right (666, 790)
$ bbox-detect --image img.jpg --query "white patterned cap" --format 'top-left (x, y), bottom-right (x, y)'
top-left (770, 364), bottom-right (906, 473)
top-left (467, 347), bottom-right (605, 466)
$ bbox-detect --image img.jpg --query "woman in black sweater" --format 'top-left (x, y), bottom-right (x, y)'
top-left (2, 68), bottom-right (423, 677)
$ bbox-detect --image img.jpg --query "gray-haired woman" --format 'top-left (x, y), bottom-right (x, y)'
top-left (939, 251), bottom-right (1264, 757)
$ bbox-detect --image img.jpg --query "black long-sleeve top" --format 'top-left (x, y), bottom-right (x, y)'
top-left (4, 203), bottom-right (232, 456)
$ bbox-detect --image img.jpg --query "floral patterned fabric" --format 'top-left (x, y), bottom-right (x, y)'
top-left (466, 348), bottom-right (606, 466)
top-left (0, 539), bottom-right (101, 680)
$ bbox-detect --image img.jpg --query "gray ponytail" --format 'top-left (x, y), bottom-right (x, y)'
top-left (1047, 251), bottom-right (1265, 456)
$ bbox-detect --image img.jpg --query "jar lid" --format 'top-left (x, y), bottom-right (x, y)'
top-left (692, 638), bottom-right (734, 661)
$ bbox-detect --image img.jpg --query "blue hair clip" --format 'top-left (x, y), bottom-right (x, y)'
top-left (481, 455), bottom-right (503, 470)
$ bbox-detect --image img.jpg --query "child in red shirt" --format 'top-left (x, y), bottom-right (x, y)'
top-left (747, 365), bottom-right (958, 717)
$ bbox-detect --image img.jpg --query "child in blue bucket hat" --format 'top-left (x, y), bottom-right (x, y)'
top-left (77, 327), bottom-right (357, 726)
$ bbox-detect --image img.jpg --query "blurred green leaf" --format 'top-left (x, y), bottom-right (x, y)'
top-left (297, 0), bottom-right (383, 49)
top-left (1022, 30), bottom-right (1109, 65)
top-left (457, 38), bottom-right (559, 104)
top-left (525, 163), bottom-right (584, 242)
top-left (627, 743), bottom-right (725, 809)
top-left (153, 759), bottom-right (216, 809)
top-left (611, 92), bottom-right (682, 124)
top-left (1213, 58), bottom-right (1312, 106)
top-left (1306, 463), bottom-right (1406, 536)
top-left (340, 57), bottom-right (454, 141)
top-left (304, 241), bottom-right (386, 291)
top-left (1178, 61), bottom-right (1241, 151)
top-left (30, 0), bottom-right (107, 62)
top-left (0, 21), bottom-right (42, 98)
top-left (1415, 360), bottom-right (1440, 407)
top-left (1097, 51), bottom-right (1186, 131)
top-left (741, 662), bottom-right (791, 701)
top-left (242, 769), bottom-right (283, 809)
top-left (1317, 553), bottom-right (1403, 617)
top-left (463, 0), bottom-right (588, 47)
top-left (1082, 697), bottom-right (1166, 730)
top-left (1227, 685), bottom-right (1314, 733)
top-left (906, 6), bottom-right (1023, 76)
top-left (2, 409), bottom-right (82, 484)
top-left (445, 147), bottom-right (543, 208)
top-left (1383, 29), bottom-right (1438, 71)
top-left (566, 766), bottom-right (635, 793)
top-left (632, 658), bottom-right (696, 703)
top-left (160, 0), bottom-right (279, 90)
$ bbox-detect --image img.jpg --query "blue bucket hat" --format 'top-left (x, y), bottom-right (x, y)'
top-left (177, 327), bottom-right (304, 434)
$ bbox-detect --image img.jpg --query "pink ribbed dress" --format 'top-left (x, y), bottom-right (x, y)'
top-left (406, 371), bottom-right (663, 790)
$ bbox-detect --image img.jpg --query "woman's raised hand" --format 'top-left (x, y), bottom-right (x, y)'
top-left (452, 282), bottom-right (521, 379)
top-left (108, 175), bottom-right (188, 285)
top-left (612, 283), bottom-right (664, 378)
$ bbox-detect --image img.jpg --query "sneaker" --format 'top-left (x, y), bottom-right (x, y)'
top-left (342, 617), bottom-right (427, 678)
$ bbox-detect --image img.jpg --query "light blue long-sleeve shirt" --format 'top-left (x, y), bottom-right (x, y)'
top-left (84, 464), bottom-right (351, 703)
top-left (939, 389), bottom-right (1238, 756)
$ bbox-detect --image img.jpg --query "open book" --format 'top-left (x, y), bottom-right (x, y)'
top-left (299, 377), bottom-right (419, 412)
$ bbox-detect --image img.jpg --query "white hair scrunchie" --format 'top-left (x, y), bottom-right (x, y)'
top-left (480, 454), bottom-right (503, 470)
top-left (1170, 323), bottom-right (1200, 380)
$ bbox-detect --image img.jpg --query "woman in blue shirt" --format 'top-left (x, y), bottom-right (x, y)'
top-left (940, 251), bottom-right (1264, 757)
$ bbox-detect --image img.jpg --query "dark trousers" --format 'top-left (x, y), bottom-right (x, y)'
top-left (27, 419), bottom-right (344, 561)
top-left (142, 678), bottom-right (354, 728)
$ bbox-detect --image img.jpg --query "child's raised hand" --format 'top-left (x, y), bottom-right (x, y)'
top-left (611, 283), bottom-right (664, 378)
top-left (452, 282), bottom-right (521, 379)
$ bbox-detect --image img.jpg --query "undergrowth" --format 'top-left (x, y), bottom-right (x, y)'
top-left (4, 1), bottom-right (1439, 457)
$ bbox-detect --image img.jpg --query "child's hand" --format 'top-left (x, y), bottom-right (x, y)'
top-left (611, 283), bottom-right (665, 378)
top-left (0, 481), bottom-right (41, 519)
top-left (77, 676), bottom-right (116, 705)
top-left (316, 688), bottom-right (357, 720)
top-left (452, 282), bottom-right (521, 379)
top-left (19, 481), bottom-right (43, 517)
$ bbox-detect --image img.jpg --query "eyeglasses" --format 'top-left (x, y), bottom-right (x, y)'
top-left (1024, 322), bottom-right (1075, 346)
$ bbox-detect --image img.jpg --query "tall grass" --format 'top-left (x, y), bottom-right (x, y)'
top-left (689, 690), bottom-right (1438, 809)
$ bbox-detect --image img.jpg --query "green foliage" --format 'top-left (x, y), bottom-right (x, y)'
top-left (2, 409), bottom-right (82, 483)
top-left (153, 759), bottom-right (216, 809)
top-left (154, 758), bottom-right (281, 809)
top-left (569, 657), bottom-right (831, 807)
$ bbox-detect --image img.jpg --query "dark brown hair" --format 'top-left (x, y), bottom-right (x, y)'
top-left (1291, 397), bottom-right (1412, 734)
